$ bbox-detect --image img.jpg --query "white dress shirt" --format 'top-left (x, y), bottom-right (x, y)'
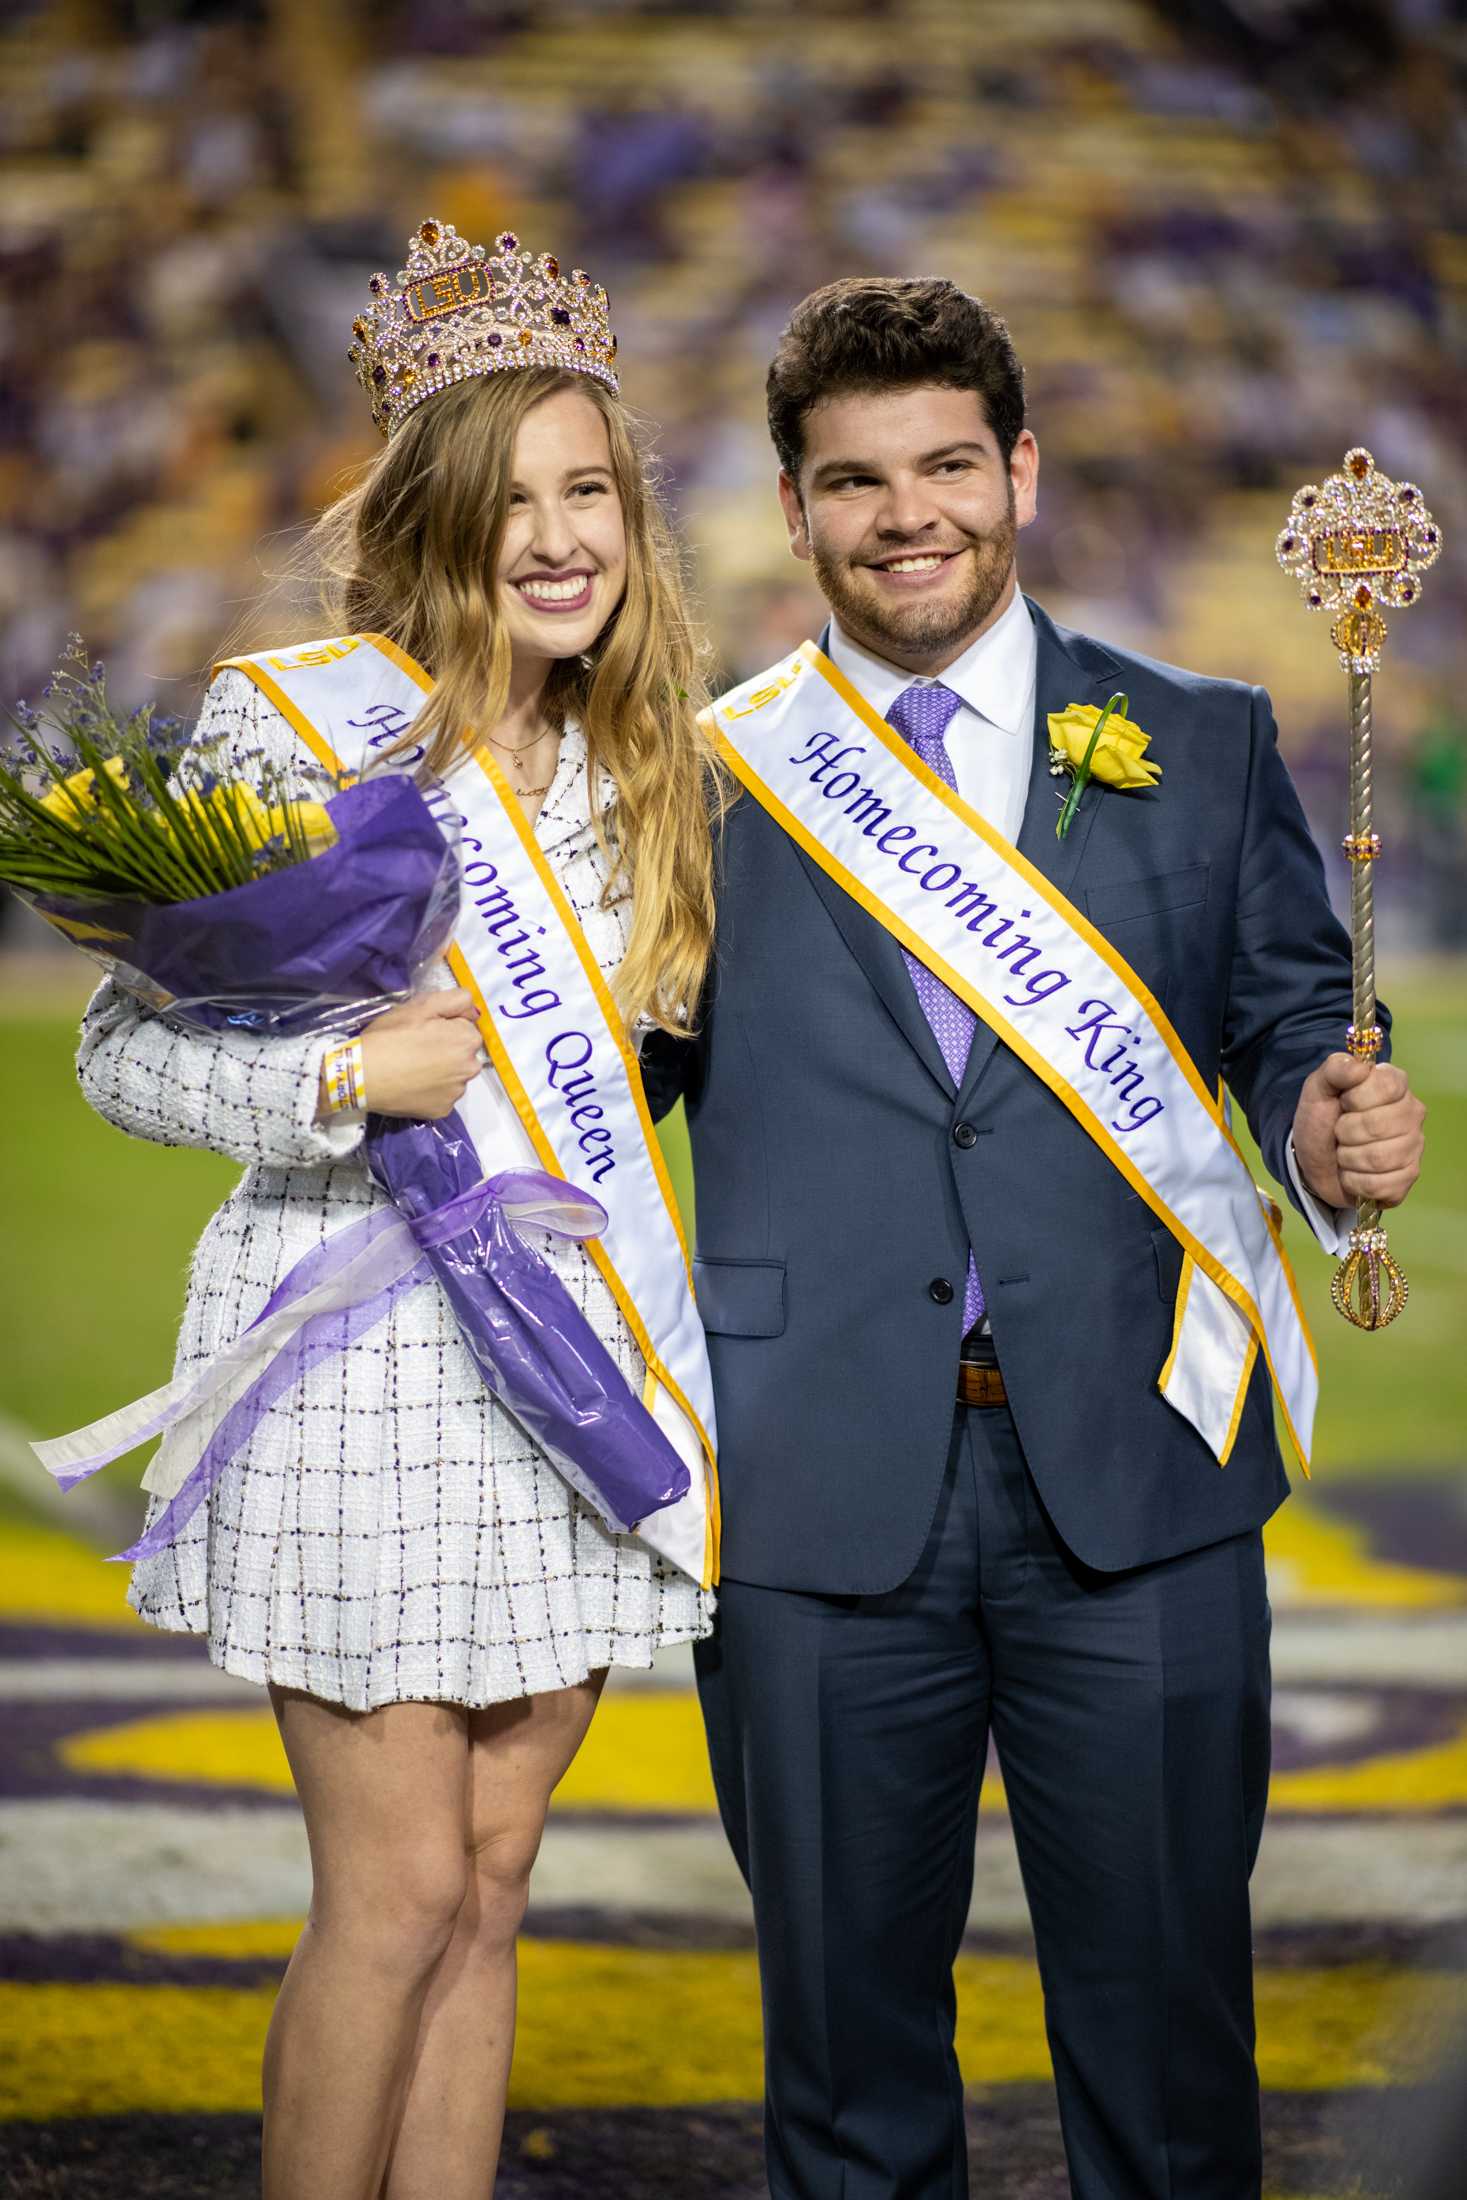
top-left (829, 585), bottom-right (1037, 844)
top-left (826, 591), bottom-right (1352, 1257)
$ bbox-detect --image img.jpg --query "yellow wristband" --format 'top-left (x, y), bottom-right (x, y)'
top-left (322, 1038), bottom-right (365, 1115)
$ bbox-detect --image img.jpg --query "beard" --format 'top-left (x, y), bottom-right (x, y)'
top-left (810, 488), bottom-right (1018, 667)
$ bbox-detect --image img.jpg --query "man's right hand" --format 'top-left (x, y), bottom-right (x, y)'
top-left (1292, 1050), bottom-right (1425, 1212)
top-left (347, 988), bottom-right (483, 1119)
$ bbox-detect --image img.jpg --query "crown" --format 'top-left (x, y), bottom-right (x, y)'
top-left (347, 220), bottom-right (619, 440)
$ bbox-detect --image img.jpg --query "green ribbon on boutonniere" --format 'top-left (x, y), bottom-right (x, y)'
top-left (1047, 692), bottom-right (1161, 840)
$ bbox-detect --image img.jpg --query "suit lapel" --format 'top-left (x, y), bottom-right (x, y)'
top-left (953, 602), bottom-right (1121, 1112)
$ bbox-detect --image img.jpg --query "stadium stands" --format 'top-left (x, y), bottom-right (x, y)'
top-left (2, 0), bottom-right (1462, 931)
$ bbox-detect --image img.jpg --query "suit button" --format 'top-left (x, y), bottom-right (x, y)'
top-left (928, 1277), bottom-right (954, 1304)
top-left (953, 1122), bottom-right (978, 1149)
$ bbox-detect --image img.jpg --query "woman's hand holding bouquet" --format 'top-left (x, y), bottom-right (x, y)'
top-left (332, 987), bottom-right (482, 1121)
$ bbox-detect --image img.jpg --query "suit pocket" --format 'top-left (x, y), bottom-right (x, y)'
top-left (1084, 863), bottom-right (1210, 928)
top-left (693, 1256), bottom-right (787, 1338)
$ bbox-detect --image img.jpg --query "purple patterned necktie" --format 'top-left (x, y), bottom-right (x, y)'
top-left (887, 681), bottom-right (985, 1330)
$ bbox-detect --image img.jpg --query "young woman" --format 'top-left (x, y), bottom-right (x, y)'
top-left (76, 225), bottom-right (726, 2200)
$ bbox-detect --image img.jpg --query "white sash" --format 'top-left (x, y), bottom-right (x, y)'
top-left (708, 642), bottom-right (1317, 1472)
top-left (225, 632), bottom-right (719, 1585)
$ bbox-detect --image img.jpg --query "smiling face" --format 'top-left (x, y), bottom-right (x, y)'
top-left (778, 385), bottom-right (1039, 674)
top-left (495, 383), bottom-right (628, 667)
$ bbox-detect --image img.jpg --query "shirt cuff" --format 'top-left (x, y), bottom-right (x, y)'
top-left (1286, 1134), bottom-right (1353, 1256)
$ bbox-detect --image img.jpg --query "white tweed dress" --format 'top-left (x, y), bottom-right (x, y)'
top-left (76, 668), bottom-right (713, 1710)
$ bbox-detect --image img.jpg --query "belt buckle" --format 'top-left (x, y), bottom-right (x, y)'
top-left (957, 1362), bottom-right (1006, 1408)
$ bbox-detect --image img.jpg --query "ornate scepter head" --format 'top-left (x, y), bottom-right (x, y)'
top-left (1276, 447), bottom-right (1441, 670)
top-left (1275, 449), bottom-right (1441, 1330)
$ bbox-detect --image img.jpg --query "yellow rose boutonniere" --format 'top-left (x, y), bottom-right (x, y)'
top-left (1047, 692), bottom-right (1161, 839)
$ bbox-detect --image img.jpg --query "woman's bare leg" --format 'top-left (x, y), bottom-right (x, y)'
top-left (261, 1691), bottom-right (472, 2200)
top-left (381, 1670), bottom-right (607, 2200)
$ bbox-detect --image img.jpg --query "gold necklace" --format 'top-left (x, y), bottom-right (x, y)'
top-left (486, 720), bottom-right (562, 762)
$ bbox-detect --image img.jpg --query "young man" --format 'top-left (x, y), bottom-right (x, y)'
top-left (642, 278), bottom-right (1425, 2199)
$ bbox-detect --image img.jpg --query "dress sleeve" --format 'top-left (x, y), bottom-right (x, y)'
top-left (74, 668), bottom-right (366, 1170)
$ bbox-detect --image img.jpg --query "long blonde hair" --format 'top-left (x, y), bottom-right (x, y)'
top-left (292, 368), bottom-right (730, 1035)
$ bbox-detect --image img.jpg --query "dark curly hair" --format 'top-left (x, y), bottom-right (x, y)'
top-left (766, 276), bottom-right (1026, 483)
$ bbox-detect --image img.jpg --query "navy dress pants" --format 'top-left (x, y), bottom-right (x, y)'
top-left (695, 1404), bottom-right (1273, 2200)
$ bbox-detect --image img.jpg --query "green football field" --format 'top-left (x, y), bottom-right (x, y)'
top-left (2, 964), bottom-right (1463, 1491)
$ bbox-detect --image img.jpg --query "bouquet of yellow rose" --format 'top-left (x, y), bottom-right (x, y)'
top-left (1, 637), bottom-right (459, 1033)
top-left (1, 637), bottom-right (336, 902)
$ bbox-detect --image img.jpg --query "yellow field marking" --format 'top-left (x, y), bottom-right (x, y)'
top-left (61, 1692), bottom-right (724, 1815)
top-left (130, 1919), bottom-right (303, 1960)
top-left (6, 1955), bottom-right (1461, 2117)
top-left (62, 1688), bottom-right (1467, 1818)
top-left (0, 1519), bottom-right (144, 1632)
top-left (60, 1708), bottom-right (293, 1792)
top-left (1264, 1500), bottom-right (1466, 1610)
top-left (954, 1725), bottom-right (1467, 1820)
top-left (1270, 1717), bottom-right (1467, 1813)
top-left (0, 1983), bottom-right (277, 2118)
top-left (554, 1690), bottom-right (718, 1812)
top-left (1254, 1961), bottom-right (1465, 2090)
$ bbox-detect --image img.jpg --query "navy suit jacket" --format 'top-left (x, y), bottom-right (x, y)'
top-left (643, 600), bottom-right (1365, 1589)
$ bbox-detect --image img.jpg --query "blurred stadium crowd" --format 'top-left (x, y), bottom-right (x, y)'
top-left (2, 0), bottom-right (1464, 939)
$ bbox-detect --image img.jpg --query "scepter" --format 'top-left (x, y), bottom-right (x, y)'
top-left (1276, 447), bottom-right (1442, 1330)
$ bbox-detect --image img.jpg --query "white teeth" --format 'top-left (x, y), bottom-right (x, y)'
top-left (518, 577), bottom-right (590, 602)
top-left (884, 555), bottom-right (946, 574)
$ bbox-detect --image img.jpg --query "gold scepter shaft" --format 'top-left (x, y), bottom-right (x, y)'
top-left (1343, 667), bottom-right (1389, 1315)
top-left (1276, 447), bottom-right (1441, 1329)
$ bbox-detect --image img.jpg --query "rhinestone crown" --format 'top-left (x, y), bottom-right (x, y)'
top-left (348, 220), bottom-right (619, 440)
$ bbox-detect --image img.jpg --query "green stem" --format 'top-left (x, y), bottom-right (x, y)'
top-left (1056, 691), bottom-right (1127, 840)
top-left (63, 729), bottom-right (209, 900)
top-left (151, 762), bottom-right (248, 893)
top-left (0, 780), bottom-right (168, 893)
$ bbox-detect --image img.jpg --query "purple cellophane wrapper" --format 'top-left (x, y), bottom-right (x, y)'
top-left (366, 1112), bottom-right (691, 1533)
top-left (30, 774), bottom-right (459, 1034)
